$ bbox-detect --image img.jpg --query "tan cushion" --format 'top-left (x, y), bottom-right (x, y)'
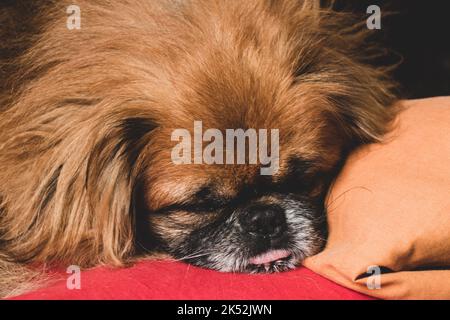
top-left (303, 97), bottom-right (450, 299)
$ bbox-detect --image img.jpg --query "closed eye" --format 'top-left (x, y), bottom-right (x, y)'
top-left (273, 156), bottom-right (316, 193)
top-left (152, 183), bottom-right (231, 214)
top-left (153, 199), bottom-right (226, 214)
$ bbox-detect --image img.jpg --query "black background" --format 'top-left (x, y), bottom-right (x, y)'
top-left (335, 0), bottom-right (450, 99)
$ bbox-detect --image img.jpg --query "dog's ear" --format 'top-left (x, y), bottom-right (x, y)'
top-left (325, 68), bottom-right (398, 144)
top-left (313, 7), bottom-right (398, 145)
top-left (327, 51), bottom-right (398, 144)
top-left (265, 1), bottom-right (397, 145)
top-left (0, 106), bottom-right (156, 267)
top-left (81, 112), bottom-right (157, 264)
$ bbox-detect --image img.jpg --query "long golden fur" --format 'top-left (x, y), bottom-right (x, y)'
top-left (0, 0), bottom-right (397, 297)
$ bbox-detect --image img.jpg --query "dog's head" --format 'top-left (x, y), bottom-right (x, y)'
top-left (129, 2), bottom-right (398, 272)
top-left (0, 0), bottom-right (396, 272)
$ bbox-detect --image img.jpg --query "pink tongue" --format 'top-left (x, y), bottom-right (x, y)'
top-left (249, 249), bottom-right (291, 265)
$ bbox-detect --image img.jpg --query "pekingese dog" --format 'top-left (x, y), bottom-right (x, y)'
top-left (0, 0), bottom-right (396, 296)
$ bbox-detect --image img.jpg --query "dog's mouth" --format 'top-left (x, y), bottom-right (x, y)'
top-left (249, 249), bottom-right (291, 265)
top-left (247, 249), bottom-right (295, 273)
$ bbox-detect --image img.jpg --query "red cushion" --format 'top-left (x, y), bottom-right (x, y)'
top-left (12, 261), bottom-right (373, 300)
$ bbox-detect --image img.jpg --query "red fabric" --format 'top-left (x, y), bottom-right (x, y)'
top-left (12, 261), bottom-right (372, 300)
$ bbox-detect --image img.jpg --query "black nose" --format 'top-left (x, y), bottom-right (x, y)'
top-left (239, 204), bottom-right (287, 238)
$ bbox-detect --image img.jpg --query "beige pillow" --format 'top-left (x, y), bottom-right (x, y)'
top-left (304, 97), bottom-right (450, 299)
